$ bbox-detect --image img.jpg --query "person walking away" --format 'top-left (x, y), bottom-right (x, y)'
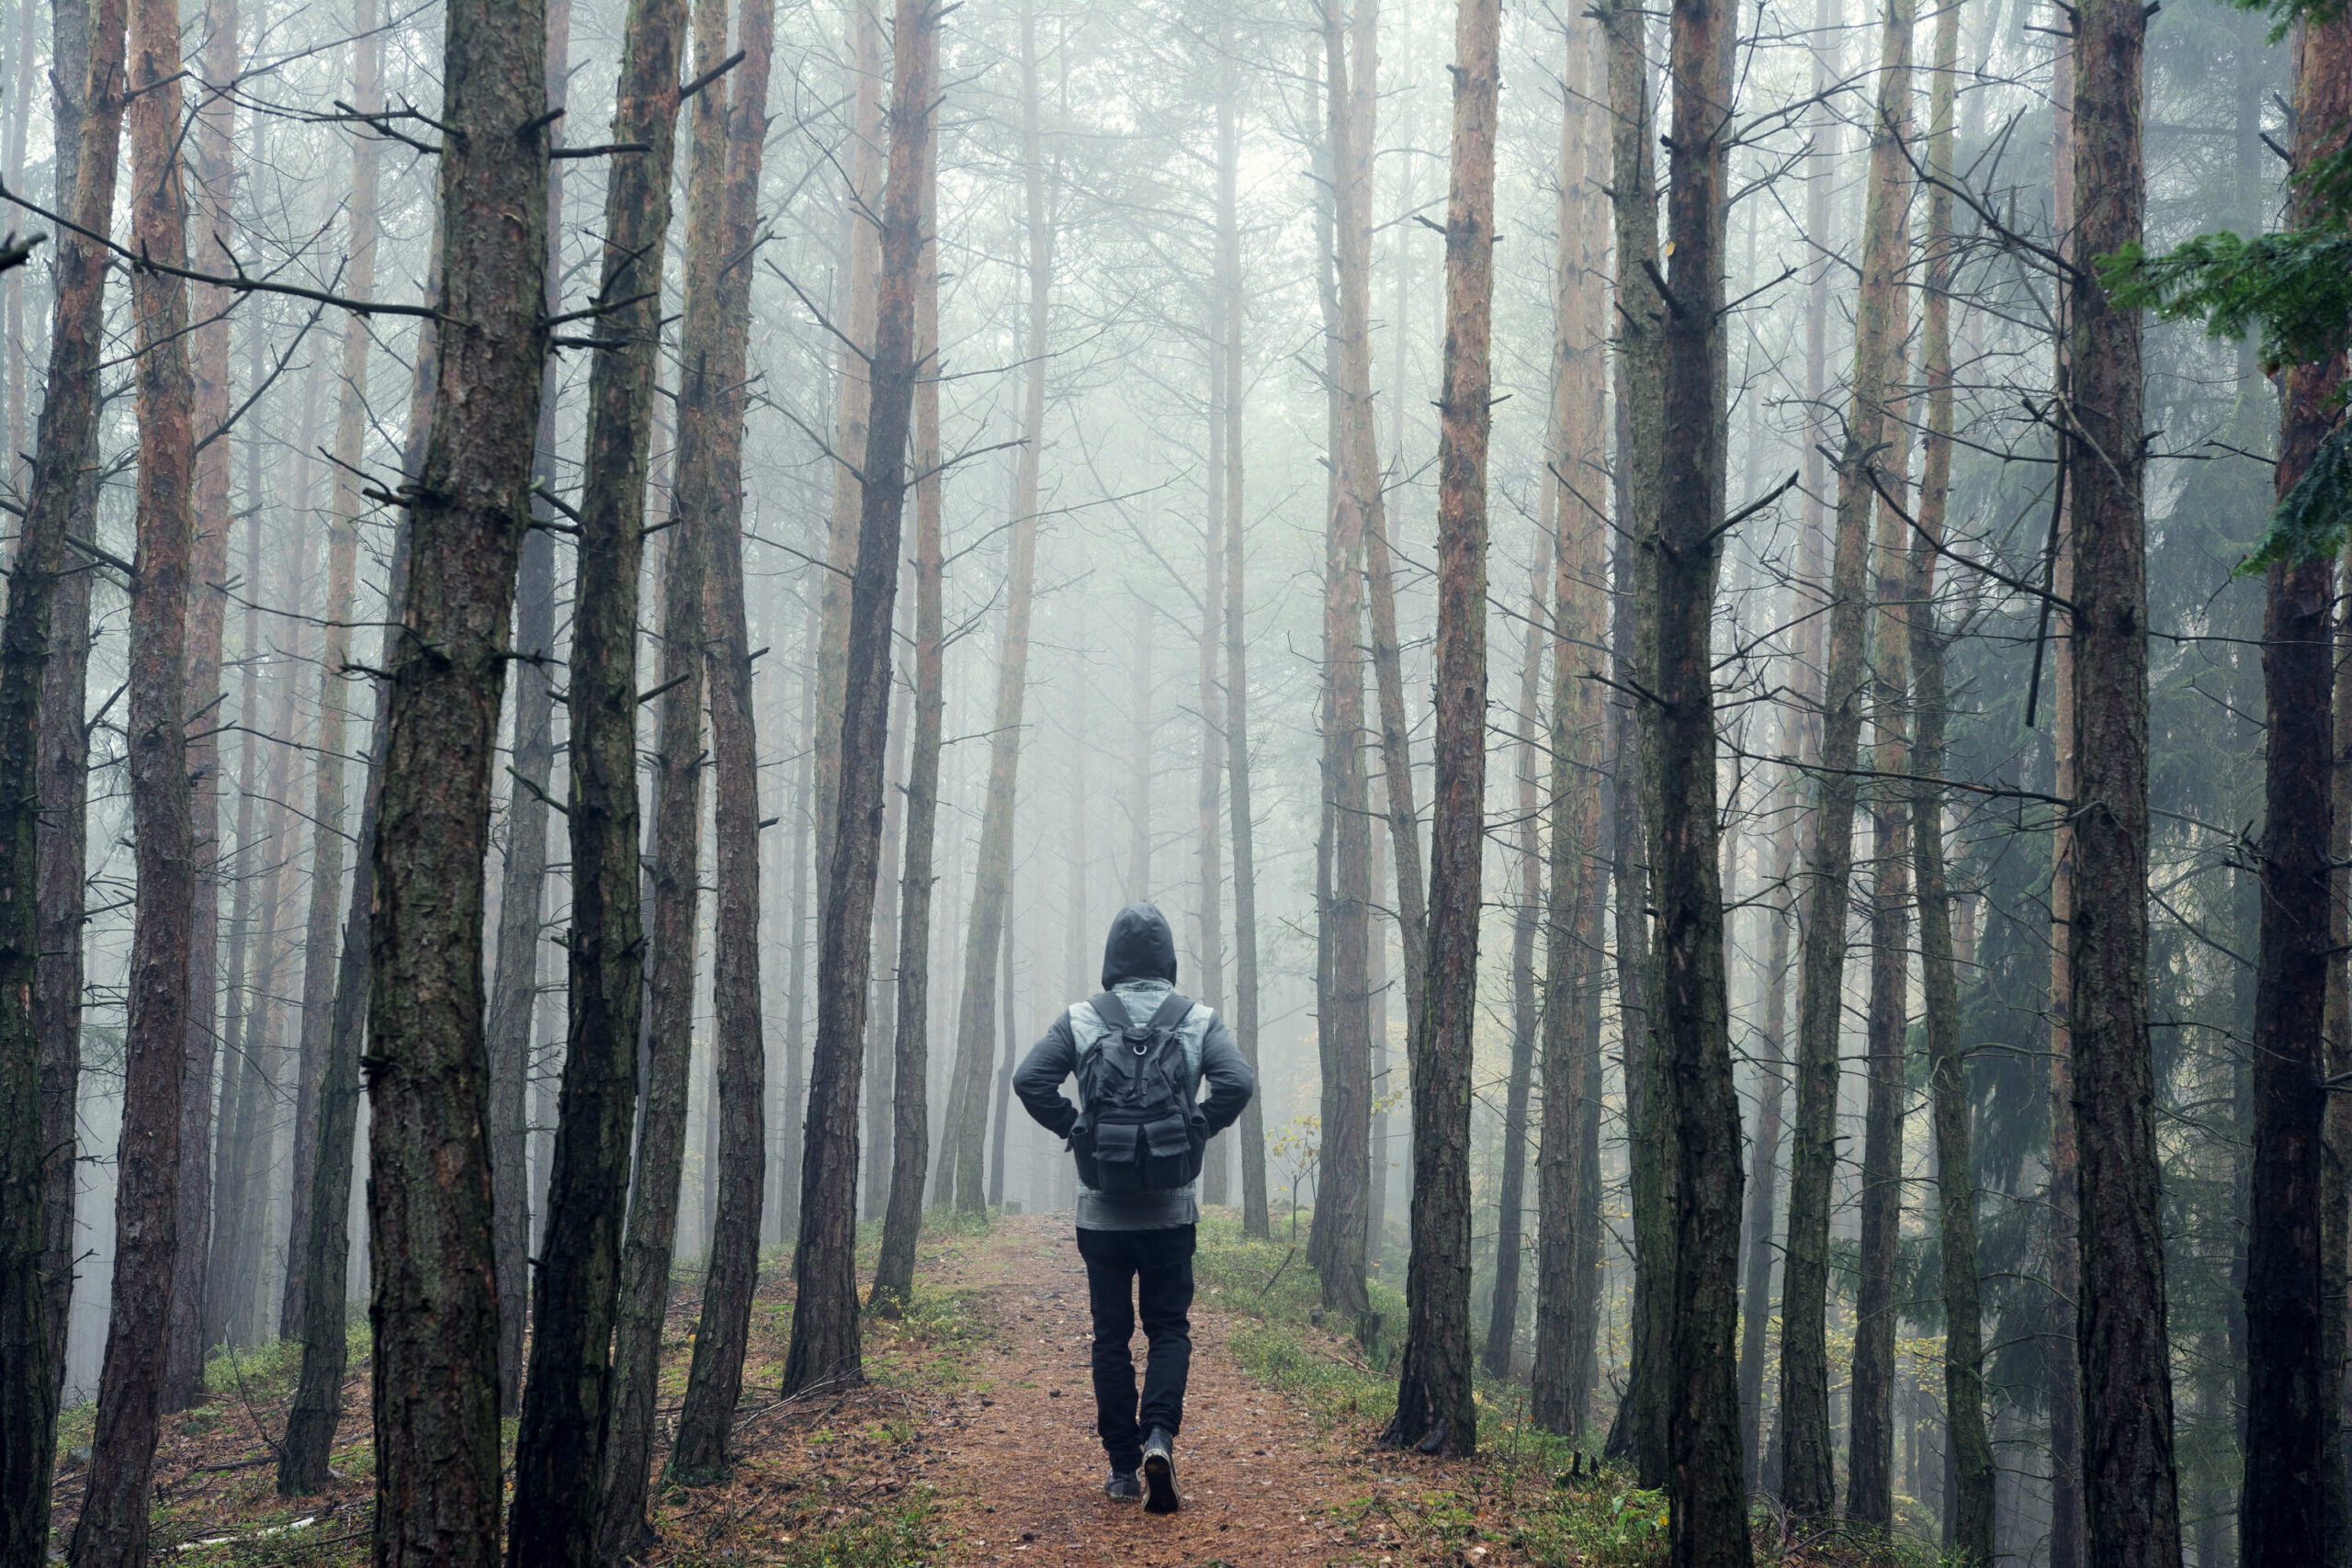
top-left (1014, 902), bottom-right (1255, 1514)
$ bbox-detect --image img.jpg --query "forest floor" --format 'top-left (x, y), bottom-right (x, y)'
top-left (44, 1209), bottom-right (1943, 1566)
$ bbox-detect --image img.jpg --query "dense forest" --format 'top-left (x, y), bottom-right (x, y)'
top-left (0, 0), bottom-right (2345, 1557)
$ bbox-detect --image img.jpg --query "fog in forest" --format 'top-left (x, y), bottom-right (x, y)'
top-left (0, 0), bottom-right (2343, 1560)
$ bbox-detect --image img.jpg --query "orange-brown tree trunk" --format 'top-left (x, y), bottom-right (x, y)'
top-left (69, 0), bottom-right (201, 1549)
top-left (669, 0), bottom-right (785, 1478)
top-left (1381, 0), bottom-right (1498, 1460)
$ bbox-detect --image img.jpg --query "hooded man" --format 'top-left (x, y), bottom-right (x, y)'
top-left (1013, 902), bottom-right (1255, 1514)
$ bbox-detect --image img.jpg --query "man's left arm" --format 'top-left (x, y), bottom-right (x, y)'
top-left (1195, 1015), bottom-right (1254, 1134)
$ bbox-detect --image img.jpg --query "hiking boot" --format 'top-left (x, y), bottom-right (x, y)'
top-left (1104, 1468), bottom-right (1142, 1502)
top-left (1140, 1428), bottom-right (1180, 1515)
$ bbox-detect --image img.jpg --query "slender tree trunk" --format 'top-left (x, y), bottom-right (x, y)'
top-left (813, 0), bottom-right (887, 891)
top-left (518, 0), bottom-right (572, 1274)
top-left (782, 0), bottom-right (935, 1403)
top-left (277, 306), bottom-right (435, 1499)
top-left (1216, 46), bottom-right (1270, 1241)
top-left (1598, 0), bottom-right (1668, 1482)
top-left (65, 0), bottom-right (199, 1547)
top-left (1737, 773), bottom-right (1795, 1483)
top-left (483, 0), bottom-right (570, 1393)
top-left (949, 4), bottom-right (1048, 1213)
top-left (207, 206), bottom-right (307, 1362)
top-left (65, 0), bottom-right (198, 1551)
top-left (2067, 0), bottom-right (2182, 1560)
top-left (873, 135), bottom-right (944, 1305)
top-left (1777, 0), bottom-right (1911, 1514)
top-left (503, 0), bottom-right (687, 1549)
top-left (1314, 0), bottom-right (1374, 1325)
top-left (362, 0), bottom-right (548, 1543)
top-left (1483, 554), bottom-right (1543, 1381)
top-left (989, 908), bottom-right (1017, 1208)
top-left (865, 643), bottom-right (910, 1224)
top-left (597, 389), bottom-right (709, 1568)
top-left (1335, 0), bottom-right (1426, 1062)
top-left (1757, 0), bottom-right (1834, 1503)
top-left (1916, 2), bottom-right (1991, 1551)
top-left (777, 653), bottom-right (813, 1246)
top-left (161, 0), bottom-right (241, 1412)
top-left (668, 0), bottom-right (784, 1477)
top-left (1653, 0), bottom-right (1747, 1554)
top-left (208, 468), bottom-right (305, 1357)
top-left (1849, 363), bottom-right (1915, 1529)
top-left (1197, 244), bottom-right (1230, 1207)
top-left (1381, 0), bottom-right (1496, 1460)
top-left (1530, 0), bottom-right (1607, 1440)
top-left (285, 0), bottom-right (389, 1347)
top-left (1, 0), bottom-right (117, 1544)
top-left (2047, 34), bottom-right (2087, 1566)
top-left (2243, 17), bottom-right (2351, 1563)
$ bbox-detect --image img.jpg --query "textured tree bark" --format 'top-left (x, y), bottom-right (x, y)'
top-left (1849, 361), bottom-right (1914, 1529)
top-left (503, 0), bottom-right (685, 1550)
top-left (2065, 0), bottom-right (2182, 1560)
top-left (1216, 47), bottom-right (1270, 1241)
top-left (1530, 2), bottom-right (1607, 1441)
top-left (1653, 0), bottom-right (1748, 1556)
top-left (872, 131), bottom-right (944, 1308)
top-left (1381, 0), bottom-right (1497, 1461)
top-left (481, 0), bottom-right (569, 1396)
top-left (948, 3), bottom-right (1048, 1213)
top-left (2244, 17), bottom-right (2351, 1564)
top-left (1596, 0), bottom-right (1668, 1483)
top-left (668, 0), bottom-right (784, 1477)
top-left (1, 0), bottom-right (116, 1545)
top-left (284, 0), bottom-right (389, 1347)
top-left (813, 0), bottom-right (886, 892)
top-left (597, 371), bottom-right (708, 1568)
top-left (361, 0), bottom-right (548, 1545)
top-left (65, 0), bottom-right (199, 1550)
top-left (161, 0), bottom-right (242, 1411)
top-left (1916, 2), bottom-right (1991, 1551)
top-left (782, 0), bottom-right (933, 1402)
top-left (2046, 36), bottom-right (2086, 1568)
top-left (1312, 0), bottom-right (1374, 1325)
top-left (1776, 0), bottom-right (1910, 1516)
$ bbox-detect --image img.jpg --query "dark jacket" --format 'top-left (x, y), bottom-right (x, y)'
top-left (1013, 905), bottom-right (1254, 1227)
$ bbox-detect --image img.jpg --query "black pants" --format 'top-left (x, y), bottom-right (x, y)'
top-left (1076, 1224), bottom-right (1194, 1472)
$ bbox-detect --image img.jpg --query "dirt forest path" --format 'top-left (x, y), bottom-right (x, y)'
top-left (48, 1210), bottom-right (1552, 1565)
top-left (910, 1212), bottom-right (1416, 1568)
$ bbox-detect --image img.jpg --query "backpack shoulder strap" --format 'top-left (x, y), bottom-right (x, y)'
top-left (1089, 991), bottom-right (1133, 1032)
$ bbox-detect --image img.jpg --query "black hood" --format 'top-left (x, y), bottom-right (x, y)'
top-left (1100, 902), bottom-right (1179, 990)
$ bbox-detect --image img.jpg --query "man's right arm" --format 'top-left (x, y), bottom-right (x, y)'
top-left (1013, 1014), bottom-right (1081, 1139)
